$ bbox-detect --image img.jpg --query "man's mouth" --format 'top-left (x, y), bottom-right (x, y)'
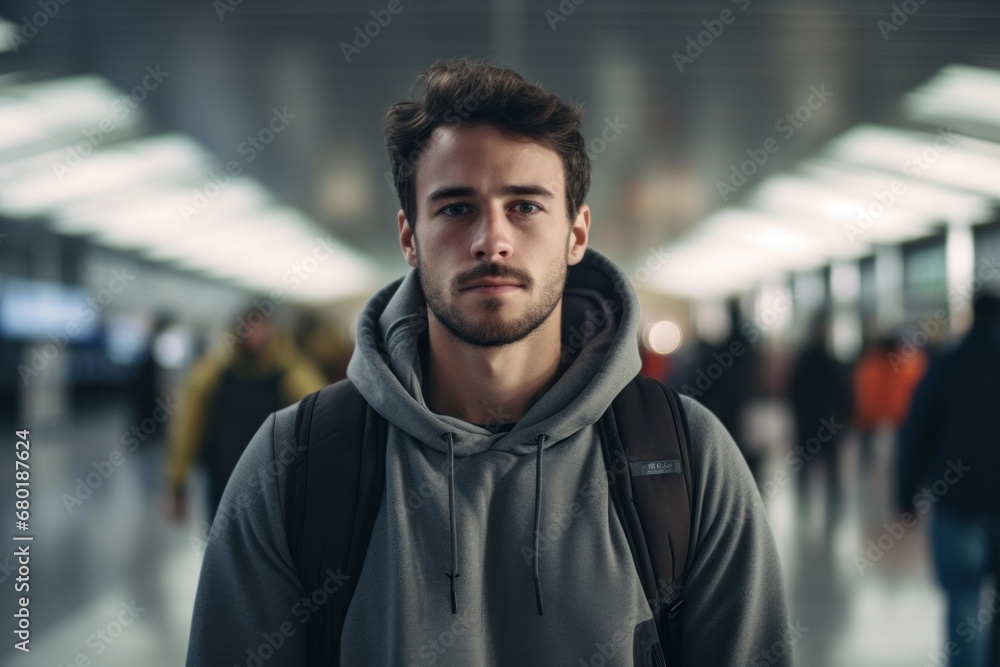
top-left (460, 280), bottom-right (524, 295)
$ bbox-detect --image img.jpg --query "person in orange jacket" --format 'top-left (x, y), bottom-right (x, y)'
top-left (853, 335), bottom-right (927, 466)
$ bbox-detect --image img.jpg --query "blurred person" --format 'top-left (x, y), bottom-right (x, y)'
top-left (896, 293), bottom-right (1000, 667)
top-left (187, 58), bottom-right (792, 666)
top-left (852, 336), bottom-right (890, 467)
top-left (853, 335), bottom-right (927, 468)
top-left (886, 337), bottom-right (928, 422)
top-left (294, 309), bottom-right (353, 383)
top-left (788, 312), bottom-right (852, 526)
top-left (165, 305), bottom-right (324, 523)
top-left (127, 313), bottom-right (173, 495)
top-left (667, 335), bottom-right (715, 392)
top-left (670, 305), bottom-right (763, 479)
top-left (120, 314), bottom-right (180, 636)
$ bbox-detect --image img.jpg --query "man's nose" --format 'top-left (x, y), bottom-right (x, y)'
top-left (470, 205), bottom-right (513, 262)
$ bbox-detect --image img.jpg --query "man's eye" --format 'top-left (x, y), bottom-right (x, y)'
top-left (441, 204), bottom-right (471, 216)
top-left (513, 202), bottom-right (541, 215)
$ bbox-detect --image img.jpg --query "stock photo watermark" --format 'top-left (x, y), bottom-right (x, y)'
top-left (191, 436), bottom-right (309, 556)
top-left (51, 65), bottom-right (171, 181)
top-left (577, 629), bottom-right (633, 667)
top-left (877, 0), bottom-right (929, 40)
top-left (843, 127), bottom-right (956, 242)
top-left (756, 416), bottom-right (844, 501)
top-left (680, 289), bottom-right (793, 399)
top-left (519, 474), bottom-right (604, 567)
top-left (748, 618), bottom-right (810, 665)
top-left (179, 106), bottom-right (296, 221)
top-left (340, 0), bottom-right (414, 63)
top-left (61, 396), bottom-right (179, 514)
top-left (672, 0), bottom-right (752, 73)
top-left (742, 289), bottom-right (794, 344)
top-left (561, 297), bottom-right (619, 364)
top-left (679, 341), bottom-right (747, 399)
top-left (234, 568), bottom-right (350, 667)
top-left (17, 267), bottom-right (136, 384)
top-left (5, 0), bottom-right (72, 53)
top-left (407, 613), bottom-right (473, 666)
top-left (217, 235), bottom-right (353, 351)
top-left (544, 0), bottom-right (589, 31)
top-left (887, 254), bottom-right (1000, 372)
top-left (923, 589), bottom-right (1000, 667)
top-left (586, 116), bottom-right (629, 162)
top-left (618, 245), bottom-right (672, 292)
top-left (54, 599), bottom-right (145, 665)
top-left (717, 84), bottom-right (834, 202)
top-left (854, 459), bottom-right (971, 574)
top-left (213, 0), bottom-right (244, 21)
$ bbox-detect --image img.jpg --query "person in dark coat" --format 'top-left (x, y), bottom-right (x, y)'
top-left (788, 312), bottom-right (852, 526)
top-left (896, 293), bottom-right (1000, 667)
top-left (166, 306), bottom-right (324, 523)
top-left (128, 314), bottom-right (173, 495)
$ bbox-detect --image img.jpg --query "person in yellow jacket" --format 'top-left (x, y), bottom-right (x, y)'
top-left (166, 306), bottom-right (325, 522)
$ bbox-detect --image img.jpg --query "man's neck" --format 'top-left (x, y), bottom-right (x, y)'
top-left (423, 305), bottom-right (565, 427)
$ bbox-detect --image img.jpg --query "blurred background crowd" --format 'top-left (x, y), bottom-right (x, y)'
top-left (1, 0), bottom-right (1000, 665)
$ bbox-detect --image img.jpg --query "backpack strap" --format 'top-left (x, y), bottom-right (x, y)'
top-left (285, 378), bottom-right (387, 665)
top-left (599, 374), bottom-right (693, 666)
top-left (285, 374), bottom-right (693, 664)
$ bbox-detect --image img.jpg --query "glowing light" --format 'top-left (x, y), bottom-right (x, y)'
top-left (644, 321), bottom-right (684, 355)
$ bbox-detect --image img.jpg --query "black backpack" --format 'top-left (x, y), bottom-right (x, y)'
top-left (284, 373), bottom-right (693, 665)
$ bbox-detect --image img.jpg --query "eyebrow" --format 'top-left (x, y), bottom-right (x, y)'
top-left (425, 184), bottom-right (556, 202)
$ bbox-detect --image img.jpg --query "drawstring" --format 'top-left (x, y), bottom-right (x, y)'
top-left (533, 433), bottom-right (548, 616)
top-left (439, 431), bottom-right (550, 617)
top-left (444, 432), bottom-right (460, 614)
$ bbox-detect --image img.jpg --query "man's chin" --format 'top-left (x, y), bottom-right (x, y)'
top-left (437, 309), bottom-right (540, 348)
top-left (424, 282), bottom-right (563, 349)
top-left (458, 287), bottom-right (525, 305)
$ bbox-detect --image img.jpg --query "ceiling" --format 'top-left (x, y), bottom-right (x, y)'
top-left (2, 0), bottom-right (999, 299)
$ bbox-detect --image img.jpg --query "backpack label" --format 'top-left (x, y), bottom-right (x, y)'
top-left (630, 459), bottom-right (681, 476)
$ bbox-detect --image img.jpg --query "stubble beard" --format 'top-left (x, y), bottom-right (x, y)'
top-left (417, 252), bottom-right (567, 349)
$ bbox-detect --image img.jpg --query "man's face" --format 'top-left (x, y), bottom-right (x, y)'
top-left (398, 123), bottom-right (590, 348)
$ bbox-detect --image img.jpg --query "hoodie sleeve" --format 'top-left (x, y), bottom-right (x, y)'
top-left (186, 406), bottom-right (308, 666)
top-left (677, 396), bottom-right (795, 666)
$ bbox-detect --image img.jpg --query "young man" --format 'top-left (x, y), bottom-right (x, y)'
top-left (187, 58), bottom-right (793, 666)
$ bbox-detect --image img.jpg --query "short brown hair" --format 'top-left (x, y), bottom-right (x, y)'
top-left (383, 58), bottom-right (590, 228)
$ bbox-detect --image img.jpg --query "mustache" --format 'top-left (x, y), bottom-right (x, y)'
top-left (456, 263), bottom-right (533, 289)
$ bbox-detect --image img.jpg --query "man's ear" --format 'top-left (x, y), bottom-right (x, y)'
top-left (398, 210), bottom-right (418, 268)
top-left (567, 203), bottom-right (590, 266)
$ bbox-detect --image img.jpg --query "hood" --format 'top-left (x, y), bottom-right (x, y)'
top-left (347, 247), bottom-right (642, 457)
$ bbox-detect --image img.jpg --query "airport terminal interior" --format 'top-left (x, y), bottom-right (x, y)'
top-left (2, 0), bottom-right (1000, 665)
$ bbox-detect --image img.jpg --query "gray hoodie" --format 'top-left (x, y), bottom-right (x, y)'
top-left (186, 248), bottom-right (794, 666)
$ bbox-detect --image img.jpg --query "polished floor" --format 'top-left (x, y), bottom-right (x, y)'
top-left (0, 396), bottom-right (962, 666)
